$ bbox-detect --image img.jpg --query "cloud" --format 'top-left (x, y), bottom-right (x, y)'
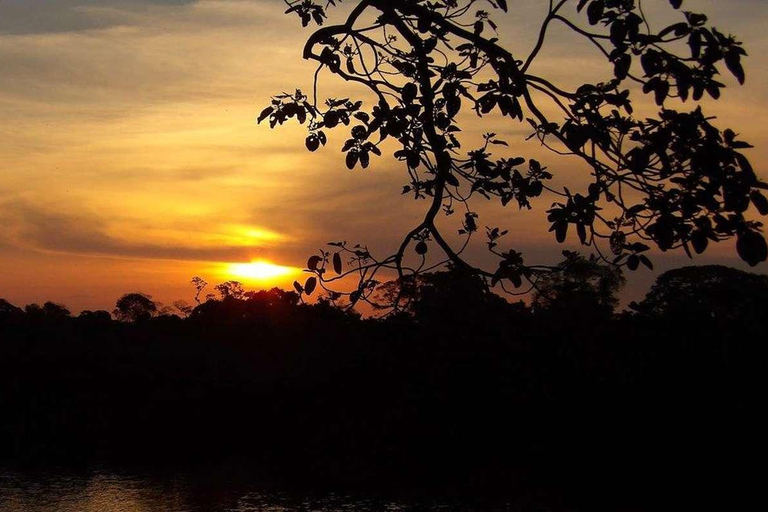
top-left (0, 200), bottom-right (287, 263)
top-left (0, 0), bottom-right (198, 35)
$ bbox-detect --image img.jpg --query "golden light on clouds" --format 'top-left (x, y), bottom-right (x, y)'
top-left (231, 225), bottom-right (286, 244)
top-left (225, 260), bottom-right (299, 283)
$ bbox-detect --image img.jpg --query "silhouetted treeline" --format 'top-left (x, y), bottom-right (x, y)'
top-left (0, 265), bottom-right (764, 510)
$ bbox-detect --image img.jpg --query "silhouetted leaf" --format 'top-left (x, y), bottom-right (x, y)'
top-left (577, 224), bottom-right (587, 245)
top-left (346, 152), bottom-right (358, 170)
top-left (307, 256), bottom-right (322, 271)
top-left (691, 231), bottom-right (709, 254)
top-left (304, 277), bottom-right (317, 296)
top-left (360, 150), bottom-right (370, 169)
top-left (402, 83), bottom-right (418, 103)
top-left (333, 252), bottom-right (343, 274)
top-left (305, 135), bottom-right (320, 152)
top-left (257, 107), bottom-right (273, 124)
top-left (725, 53), bottom-right (745, 85)
top-left (654, 81), bottom-right (670, 106)
top-left (737, 231), bottom-right (768, 267)
top-left (551, 222), bottom-right (566, 243)
top-left (587, 1), bottom-right (604, 25)
top-left (751, 191), bottom-right (768, 215)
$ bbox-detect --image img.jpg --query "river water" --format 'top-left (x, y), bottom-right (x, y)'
top-left (0, 466), bottom-right (534, 511)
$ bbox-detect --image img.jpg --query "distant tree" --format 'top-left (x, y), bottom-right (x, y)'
top-left (24, 301), bottom-right (71, 321)
top-left (23, 303), bottom-right (43, 316)
top-left (173, 300), bottom-right (194, 318)
top-left (113, 293), bottom-right (158, 323)
top-left (244, 287), bottom-right (301, 308)
top-left (190, 276), bottom-right (208, 305)
top-left (0, 298), bottom-right (24, 322)
top-left (262, 0), bottom-right (766, 310)
top-left (78, 310), bottom-right (113, 322)
top-left (374, 267), bottom-right (513, 321)
top-left (631, 265), bottom-right (768, 322)
top-left (214, 281), bottom-right (245, 300)
top-left (532, 251), bottom-right (625, 318)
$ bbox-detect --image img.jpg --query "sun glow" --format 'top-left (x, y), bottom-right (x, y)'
top-left (227, 260), bottom-right (297, 281)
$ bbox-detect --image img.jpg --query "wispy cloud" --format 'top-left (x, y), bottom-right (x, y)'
top-left (0, 200), bottom-right (290, 263)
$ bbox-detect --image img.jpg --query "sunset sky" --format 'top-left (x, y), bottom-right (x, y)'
top-left (1, 0), bottom-right (767, 313)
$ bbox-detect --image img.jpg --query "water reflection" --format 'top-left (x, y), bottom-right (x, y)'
top-left (0, 467), bottom-right (524, 511)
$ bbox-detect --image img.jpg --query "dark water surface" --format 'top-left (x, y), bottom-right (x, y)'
top-left (0, 465), bottom-right (542, 511)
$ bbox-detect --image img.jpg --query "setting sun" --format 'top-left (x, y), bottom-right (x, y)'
top-left (226, 260), bottom-right (297, 281)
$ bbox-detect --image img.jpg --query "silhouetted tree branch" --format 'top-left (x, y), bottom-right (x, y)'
top-left (262, 0), bottom-right (766, 311)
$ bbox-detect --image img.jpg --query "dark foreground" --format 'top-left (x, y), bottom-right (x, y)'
top-left (1, 272), bottom-right (763, 511)
top-left (0, 465), bottom-right (542, 512)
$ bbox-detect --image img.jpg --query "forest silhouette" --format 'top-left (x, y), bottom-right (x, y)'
top-left (1, 263), bottom-right (763, 509)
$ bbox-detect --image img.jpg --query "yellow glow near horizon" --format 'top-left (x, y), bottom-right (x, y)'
top-left (226, 260), bottom-right (297, 281)
top-left (233, 225), bottom-right (286, 244)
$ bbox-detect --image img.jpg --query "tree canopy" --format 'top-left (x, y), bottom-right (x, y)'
top-left (113, 293), bottom-right (158, 323)
top-left (532, 250), bottom-right (625, 318)
top-left (261, 0), bottom-right (766, 311)
top-left (631, 264), bottom-right (768, 321)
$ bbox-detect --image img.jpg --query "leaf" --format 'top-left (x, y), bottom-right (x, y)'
top-left (725, 52), bottom-right (746, 85)
top-left (577, 223), bottom-right (587, 245)
top-left (654, 80), bottom-right (670, 106)
top-left (293, 281), bottom-right (303, 294)
top-left (555, 222), bottom-right (568, 243)
top-left (360, 150), bottom-right (370, 169)
top-left (691, 231), bottom-right (708, 254)
top-left (639, 255), bottom-right (654, 270)
top-left (305, 135), bottom-right (320, 152)
top-left (307, 255), bottom-right (322, 271)
top-left (345, 151), bottom-right (358, 170)
top-left (751, 191), bottom-right (768, 215)
top-left (737, 231), bottom-right (768, 267)
top-left (333, 252), bottom-right (343, 274)
top-left (402, 83), bottom-right (418, 103)
top-left (304, 277), bottom-right (317, 296)
top-left (689, 30), bottom-right (703, 59)
top-left (587, 1), bottom-right (604, 26)
top-left (257, 106), bottom-right (273, 124)
top-left (341, 139), bottom-right (356, 152)
top-left (627, 254), bottom-right (640, 271)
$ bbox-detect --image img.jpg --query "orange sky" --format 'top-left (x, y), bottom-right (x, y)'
top-left (1, 0), bottom-right (767, 313)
